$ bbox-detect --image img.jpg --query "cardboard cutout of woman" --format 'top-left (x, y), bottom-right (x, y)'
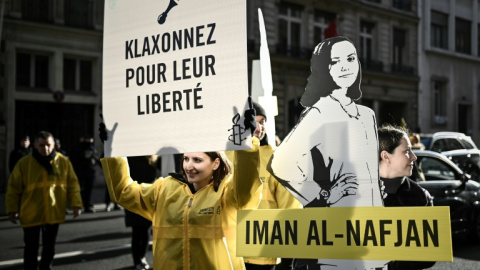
top-left (268, 36), bottom-right (386, 269)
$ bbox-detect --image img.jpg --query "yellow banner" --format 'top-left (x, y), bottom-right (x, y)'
top-left (237, 207), bottom-right (452, 262)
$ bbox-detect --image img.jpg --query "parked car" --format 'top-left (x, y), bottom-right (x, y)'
top-left (419, 132), bottom-right (480, 181)
top-left (411, 150), bottom-right (480, 242)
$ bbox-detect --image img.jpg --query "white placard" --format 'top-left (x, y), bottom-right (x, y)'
top-left (103, 0), bottom-right (250, 157)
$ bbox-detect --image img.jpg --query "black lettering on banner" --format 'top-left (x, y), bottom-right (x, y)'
top-left (394, 220), bottom-right (403, 247)
top-left (172, 91), bottom-right (182, 111)
top-left (136, 85), bottom-right (203, 115)
top-left (162, 32), bottom-right (171, 53)
top-left (151, 35), bottom-right (160, 54)
top-left (346, 220), bottom-right (360, 246)
top-left (142, 36), bottom-right (150, 56)
top-left (423, 220), bottom-right (439, 247)
top-left (270, 221), bottom-right (283, 245)
top-left (152, 93), bottom-right (161, 113)
top-left (322, 220), bottom-right (333, 246)
top-left (183, 88), bottom-right (192, 110)
top-left (125, 40), bottom-right (133, 59)
top-left (363, 220), bottom-right (378, 246)
top-left (254, 220), bottom-right (268, 244)
top-left (285, 220), bottom-right (297, 245)
top-left (406, 220), bottom-right (421, 247)
top-left (246, 220), bottom-right (250, 244)
top-left (163, 92), bottom-right (171, 112)
top-left (124, 23), bottom-right (217, 60)
top-left (173, 56), bottom-right (216, 81)
top-left (196, 25), bottom-right (205, 47)
top-left (379, 220), bottom-right (392, 246)
top-left (206, 23), bottom-right (216, 45)
top-left (184, 27), bottom-right (194, 48)
top-left (193, 83), bottom-right (203, 109)
top-left (126, 63), bottom-right (167, 88)
top-left (307, 220), bottom-right (320, 245)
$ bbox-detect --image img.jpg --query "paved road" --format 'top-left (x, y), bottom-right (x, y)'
top-left (1, 205), bottom-right (479, 269)
top-left (0, 206), bottom-right (153, 270)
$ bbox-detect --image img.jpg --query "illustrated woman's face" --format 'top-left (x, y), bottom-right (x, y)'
top-left (329, 41), bottom-right (359, 89)
top-left (183, 153), bottom-right (219, 190)
top-left (385, 135), bottom-right (417, 178)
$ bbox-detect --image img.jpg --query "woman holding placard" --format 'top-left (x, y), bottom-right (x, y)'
top-left (378, 124), bottom-right (436, 270)
top-left (99, 108), bottom-right (262, 270)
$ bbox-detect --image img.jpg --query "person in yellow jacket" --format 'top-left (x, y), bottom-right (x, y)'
top-left (6, 131), bottom-right (83, 270)
top-left (100, 109), bottom-right (262, 270)
top-left (227, 101), bottom-right (302, 270)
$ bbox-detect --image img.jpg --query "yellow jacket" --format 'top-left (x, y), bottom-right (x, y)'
top-left (6, 153), bottom-right (83, 227)
top-left (227, 144), bottom-right (302, 265)
top-left (101, 138), bottom-right (262, 270)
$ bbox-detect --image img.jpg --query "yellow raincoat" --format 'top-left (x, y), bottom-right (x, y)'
top-left (227, 144), bottom-right (302, 265)
top-left (101, 138), bottom-right (262, 270)
top-left (6, 153), bottom-right (83, 227)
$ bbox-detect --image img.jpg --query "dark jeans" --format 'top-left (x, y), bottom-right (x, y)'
top-left (131, 225), bottom-right (151, 265)
top-left (78, 173), bottom-right (95, 208)
top-left (23, 223), bottom-right (60, 270)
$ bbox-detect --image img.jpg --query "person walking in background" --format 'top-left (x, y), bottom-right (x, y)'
top-left (378, 124), bottom-right (435, 270)
top-left (8, 135), bottom-right (32, 172)
top-left (227, 101), bottom-right (302, 270)
top-left (409, 132), bottom-right (426, 150)
top-left (54, 138), bottom-right (68, 156)
top-left (72, 135), bottom-right (101, 213)
top-left (125, 155), bottom-right (160, 270)
top-left (6, 131), bottom-right (83, 270)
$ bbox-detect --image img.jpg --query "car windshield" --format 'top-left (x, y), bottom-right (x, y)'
top-left (461, 138), bottom-right (475, 150)
top-left (431, 138), bottom-right (464, 151)
top-left (418, 156), bottom-right (456, 180)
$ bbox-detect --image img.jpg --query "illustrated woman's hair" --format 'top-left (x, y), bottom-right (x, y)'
top-left (300, 36), bottom-right (362, 107)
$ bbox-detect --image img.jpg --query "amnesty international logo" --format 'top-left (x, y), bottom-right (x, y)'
top-left (198, 207), bottom-right (215, 215)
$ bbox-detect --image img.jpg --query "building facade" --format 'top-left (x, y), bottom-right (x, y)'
top-left (418, 0), bottom-right (480, 143)
top-left (0, 0), bottom-right (104, 187)
top-left (246, 0), bottom-right (420, 139)
top-left (5, 0), bottom-right (461, 187)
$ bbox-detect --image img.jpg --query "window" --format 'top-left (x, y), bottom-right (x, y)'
top-left (393, 0), bottom-right (412, 12)
top-left (359, 21), bottom-right (374, 63)
top-left (16, 52), bottom-right (49, 89)
top-left (431, 11), bottom-right (448, 49)
top-left (455, 18), bottom-right (471, 54)
top-left (63, 58), bottom-right (93, 92)
top-left (433, 80), bottom-right (447, 125)
top-left (478, 24), bottom-right (480, 56)
top-left (21, 0), bottom-right (53, 22)
top-left (65, 0), bottom-right (94, 29)
top-left (313, 10), bottom-right (336, 45)
top-left (393, 28), bottom-right (406, 67)
top-left (418, 157), bottom-right (456, 181)
top-left (278, 3), bottom-right (303, 56)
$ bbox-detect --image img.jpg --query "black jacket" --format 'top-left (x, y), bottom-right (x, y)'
top-left (381, 176), bottom-right (436, 270)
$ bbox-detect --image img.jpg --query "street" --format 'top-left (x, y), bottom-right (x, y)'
top-left (0, 206), bottom-right (479, 270)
